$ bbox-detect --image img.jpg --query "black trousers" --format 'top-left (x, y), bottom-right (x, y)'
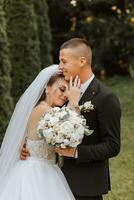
top-left (75, 196), bottom-right (103, 200)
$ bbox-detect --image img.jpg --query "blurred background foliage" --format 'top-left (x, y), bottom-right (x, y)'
top-left (48, 0), bottom-right (134, 78)
top-left (0, 1), bottom-right (134, 198)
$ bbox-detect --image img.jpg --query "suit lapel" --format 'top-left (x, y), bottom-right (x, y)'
top-left (79, 77), bottom-right (99, 105)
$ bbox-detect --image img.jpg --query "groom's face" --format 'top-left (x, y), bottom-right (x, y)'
top-left (59, 48), bottom-right (82, 81)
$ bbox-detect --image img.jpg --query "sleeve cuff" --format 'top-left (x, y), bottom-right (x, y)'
top-left (74, 148), bottom-right (78, 158)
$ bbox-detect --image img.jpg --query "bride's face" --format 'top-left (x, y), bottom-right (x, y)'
top-left (46, 78), bottom-right (68, 107)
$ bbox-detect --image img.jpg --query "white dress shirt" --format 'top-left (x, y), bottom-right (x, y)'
top-left (80, 74), bottom-right (95, 100)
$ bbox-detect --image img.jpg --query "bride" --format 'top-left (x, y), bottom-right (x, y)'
top-left (0, 65), bottom-right (81, 200)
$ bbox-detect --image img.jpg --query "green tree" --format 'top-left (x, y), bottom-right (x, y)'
top-left (70, 0), bottom-right (126, 76)
top-left (4, 0), bottom-right (41, 103)
top-left (0, 0), bottom-right (13, 143)
top-left (33, 0), bottom-right (53, 68)
top-left (47, 0), bottom-right (74, 63)
top-left (48, 0), bottom-right (134, 77)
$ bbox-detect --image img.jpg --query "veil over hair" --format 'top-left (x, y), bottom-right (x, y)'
top-left (0, 64), bottom-right (59, 189)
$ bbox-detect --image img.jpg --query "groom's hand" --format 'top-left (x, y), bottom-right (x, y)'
top-left (55, 147), bottom-right (76, 158)
top-left (20, 144), bottom-right (30, 160)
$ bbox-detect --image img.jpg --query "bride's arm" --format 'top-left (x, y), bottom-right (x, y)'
top-left (20, 102), bottom-right (51, 159)
top-left (26, 102), bottom-right (51, 140)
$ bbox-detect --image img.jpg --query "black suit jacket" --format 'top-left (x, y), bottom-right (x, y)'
top-left (62, 77), bottom-right (121, 197)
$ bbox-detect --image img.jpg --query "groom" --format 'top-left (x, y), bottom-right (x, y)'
top-left (55, 38), bottom-right (121, 200)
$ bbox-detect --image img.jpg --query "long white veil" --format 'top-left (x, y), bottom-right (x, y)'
top-left (0, 64), bottom-right (58, 189)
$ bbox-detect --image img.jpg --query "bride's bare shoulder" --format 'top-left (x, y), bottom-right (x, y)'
top-left (29, 101), bottom-right (50, 121)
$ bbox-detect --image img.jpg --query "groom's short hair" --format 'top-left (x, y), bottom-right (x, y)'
top-left (60, 38), bottom-right (92, 65)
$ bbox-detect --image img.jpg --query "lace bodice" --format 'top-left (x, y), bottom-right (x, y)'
top-left (27, 139), bottom-right (56, 163)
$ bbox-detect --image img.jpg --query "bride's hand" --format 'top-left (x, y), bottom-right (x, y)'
top-left (66, 76), bottom-right (81, 108)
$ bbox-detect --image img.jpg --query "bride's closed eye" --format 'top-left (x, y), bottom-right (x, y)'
top-left (59, 86), bottom-right (66, 92)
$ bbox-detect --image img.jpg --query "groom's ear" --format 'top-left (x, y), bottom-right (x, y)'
top-left (80, 56), bottom-right (86, 67)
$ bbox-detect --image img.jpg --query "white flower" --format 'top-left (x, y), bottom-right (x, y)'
top-left (42, 128), bottom-right (53, 138)
top-left (60, 121), bottom-right (74, 133)
top-left (55, 135), bottom-right (63, 144)
top-left (59, 111), bottom-right (68, 119)
top-left (79, 101), bottom-right (94, 112)
top-left (63, 139), bottom-right (70, 146)
top-left (47, 117), bottom-right (59, 126)
top-left (61, 144), bottom-right (66, 148)
top-left (75, 124), bottom-right (85, 135)
top-left (52, 107), bottom-right (61, 112)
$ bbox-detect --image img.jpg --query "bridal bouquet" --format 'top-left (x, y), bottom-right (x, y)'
top-left (37, 105), bottom-right (93, 148)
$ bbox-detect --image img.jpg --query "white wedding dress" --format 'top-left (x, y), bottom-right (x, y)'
top-left (0, 138), bottom-right (75, 200)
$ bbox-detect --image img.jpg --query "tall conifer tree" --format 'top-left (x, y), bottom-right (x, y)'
top-left (0, 0), bottom-right (13, 143)
top-left (47, 0), bottom-right (73, 63)
top-left (33, 0), bottom-right (53, 68)
top-left (4, 0), bottom-right (41, 103)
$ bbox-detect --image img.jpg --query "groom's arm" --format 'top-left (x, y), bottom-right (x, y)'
top-left (76, 94), bottom-right (121, 163)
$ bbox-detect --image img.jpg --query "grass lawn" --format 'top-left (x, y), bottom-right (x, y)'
top-left (102, 76), bottom-right (134, 200)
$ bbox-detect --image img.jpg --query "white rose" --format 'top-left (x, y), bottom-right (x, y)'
top-left (59, 111), bottom-right (68, 119)
top-left (44, 113), bottom-right (52, 121)
top-left (43, 128), bottom-right (53, 138)
top-left (61, 144), bottom-right (66, 148)
top-left (76, 124), bottom-right (85, 135)
top-left (47, 117), bottom-right (59, 126)
top-left (70, 117), bottom-right (82, 125)
top-left (55, 135), bottom-right (63, 144)
top-left (63, 139), bottom-right (70, 146)
top-left (60, 121), bottom-right (74, 133)
top-left (52, 107), bottom-right (61, 112)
